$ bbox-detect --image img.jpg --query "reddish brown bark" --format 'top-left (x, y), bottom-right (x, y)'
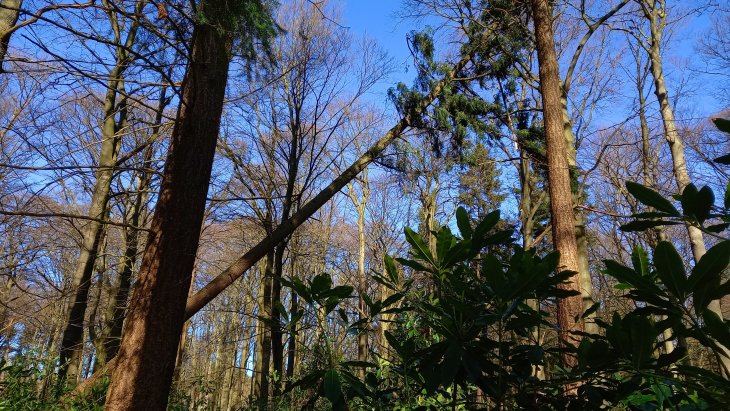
top-left (104, 12), bottom-right (233, 410)
top-left (529, 0), bottom-right (584, 367)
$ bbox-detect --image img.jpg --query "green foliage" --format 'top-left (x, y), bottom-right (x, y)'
top-left (281, 202), bottom-right (730, 409)
top-left (197, 0), bottom-right (281, 63)
top-left (0, 355), bottom-right (108, 410)
top-left (0, 356), bottom-right (47, 410)
top-left (623, 118), bottom-right (730, 237)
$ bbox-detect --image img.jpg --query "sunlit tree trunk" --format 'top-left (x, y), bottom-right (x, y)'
top-left (58, 2), bottom-right (144, 384)
top-left (530, 0), bottom-right (584, 367)
top-left (0, 0), bottom-right (21, 71)
top-left (640, 0), bottom-right (730, 375)
top-left (347, 169), bottom-right (370, 380)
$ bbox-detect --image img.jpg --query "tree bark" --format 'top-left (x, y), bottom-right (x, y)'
top-left (529, 0), bottom-right (584, 367)
top-left (347, 171), bottom-right (370, 380)
top-left (58, 3), bottom-right (143, 383)
top-left (104, 4), bottom-right (234, 407)
top-left (58, 78), bottom-right (125, 385)
top-left (258, 249), bottom-right (274, 405)
top-left (642, 0), bottom-right (730, 375)
top-left (0, 0), bottom-right (21, 71)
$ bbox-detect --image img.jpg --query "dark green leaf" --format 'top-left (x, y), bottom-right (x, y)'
top-left (626, 181), bottom-right (679, 216)
top-left (681, 184), bottom-right (699, 219)
top-left (702, 310), bottom-right (730, 352)
top-left (404, 227), bottom-right (434, 265)
top-left (712, 118), bottom-right (730, 134)
top-left (716, 153), bottom-right (730, 165)
top-left (695, 186), bottom-right (715, 223)
top-left (384, 254), bottom-right (399, 284)
top-left (473, 210), bottom-right (500, 245)
top-left (436, 227), bottom-right (455, 266)
top-left (440, 344), bottom-right (461, 386)
top-left (396, 257), bottom-right (431, 273)
top-left (603, 260), bottom-right (640, 287)
top-left (687, 241), bottom-right (730, 292)
top-left (653, 241), bottom-right (687, 300)
top-left (455, 206), bottom-right (472, 238)
top-left (581, 302), bottom-right (600, 321)
top-left (337, 308), bottom-right (348, 323)
top-left (630, 315), bottom-right (656, 369)
top-left (706, 223), bottom-right (730, 233)
top-left (631, 246), bottom-right (650, 277)
top-left (311, 273), bottom-right (333, 295)
top-left (323, 369), bottom-right (342, 404)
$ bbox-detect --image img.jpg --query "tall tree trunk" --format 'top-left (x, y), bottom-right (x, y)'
top-left (285, 248), bottom-right (298, 380)
top-left (270, 112), bottom-right (302, 396)
top-left (642, 0), bottom-right (730, 375)
top-left (66, 55), bottom-right (472, 399)
top-left (347, 172), bottom-right (370, 380)
top-left (634, 47), bottom-right (674, 356)
top-left (58, 3), bottom-right (143, 383)
top-left (0, 0), bottom-right (21, 71)
top-left (103, 89), bottom-right (165, 364)
top-left (258, 248), bottom-right (274, 405)
top-left (557, 0), bottom-right (629, 338)
top-left (104, 4), bottom-right (234, 407)
top-left (101, 145), bottom-right (153, 364)
top-left (529, 0), bottom-right (584, 366)
top-left (58, 91), bottom-right (123, 383)
top-left (285, 292), bottom-right (298, 378)
top-left (271, 243), bottom-right (285, 395)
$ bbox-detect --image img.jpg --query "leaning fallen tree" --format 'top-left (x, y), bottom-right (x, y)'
top-left (66, 52), bottom-right (472, 399)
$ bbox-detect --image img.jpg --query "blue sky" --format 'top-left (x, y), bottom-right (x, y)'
top-left (342, 0), bottom-right (417, 101)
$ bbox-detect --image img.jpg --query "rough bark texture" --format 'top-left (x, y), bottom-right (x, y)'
top-left (0, 0), bottom-right (21, 71)
top-left (530, 0), bottom-right (584, 366)
top-left (104, 9), bottom-right (233, 409)
top-left (557, 0), bottom-right (628, 338)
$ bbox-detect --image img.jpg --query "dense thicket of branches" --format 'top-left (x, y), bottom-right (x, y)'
top-left (0, 0), bottom-right (729, 409)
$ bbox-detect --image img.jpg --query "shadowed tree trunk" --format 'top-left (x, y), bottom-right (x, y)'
top-left (529, 0), bottom-right (584, 367)
top-left (104, 1), bottom-right (235, 407)
top-left (58, 80), bottom-right (126, 385)
top-left (258, 248), bottom-right (274, 405)
top-left (58, 2), bottom-right (144, 384)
